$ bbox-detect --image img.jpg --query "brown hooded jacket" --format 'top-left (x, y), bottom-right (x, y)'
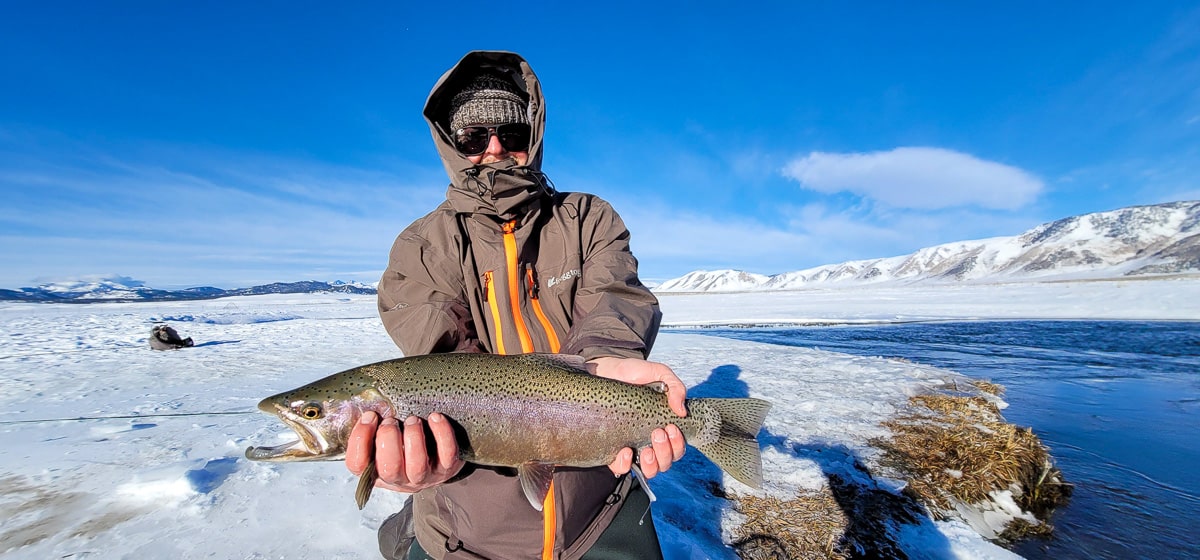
top-left (377, 51), bottom-right (662, 559)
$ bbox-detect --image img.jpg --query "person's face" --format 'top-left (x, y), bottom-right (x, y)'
top-left (457, 124), bottom-right (530, 166)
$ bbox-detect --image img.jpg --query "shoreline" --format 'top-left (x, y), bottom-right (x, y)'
top-left (662, 316), bottom-right (1200, 329)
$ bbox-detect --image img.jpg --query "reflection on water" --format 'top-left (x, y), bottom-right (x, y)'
top-left (681, 321), bottom-right (1200, 559)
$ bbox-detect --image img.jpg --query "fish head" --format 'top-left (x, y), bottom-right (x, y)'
top-left (245, 370), bottom-right (392, 462)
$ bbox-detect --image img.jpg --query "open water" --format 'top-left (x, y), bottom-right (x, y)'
top-left (689, 321), bottom-right (1200, 559)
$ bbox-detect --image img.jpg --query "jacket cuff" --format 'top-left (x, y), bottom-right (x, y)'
top-left (574, 341), bottom-right (648, 361)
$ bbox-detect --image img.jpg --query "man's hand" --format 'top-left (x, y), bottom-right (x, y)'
top-left (589, 356), bottom-right (688, 479)
top-left (346, 410), bottom-right (466, 493)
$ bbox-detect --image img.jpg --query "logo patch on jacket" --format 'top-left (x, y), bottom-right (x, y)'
top-left (546, 269), bottom-right (581, 289)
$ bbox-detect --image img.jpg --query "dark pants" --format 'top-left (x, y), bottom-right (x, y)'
top-left (380, 483), bottom-right (664, 560)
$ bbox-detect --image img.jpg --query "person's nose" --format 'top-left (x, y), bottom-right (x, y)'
top-left (483, 131), bottom-right (507, 156)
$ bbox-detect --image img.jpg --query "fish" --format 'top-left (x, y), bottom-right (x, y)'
top-left (245, 352), bottom-right (771, 510)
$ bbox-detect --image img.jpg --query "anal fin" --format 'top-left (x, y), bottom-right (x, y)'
top-left (517, 461), bottom-right (556, 511)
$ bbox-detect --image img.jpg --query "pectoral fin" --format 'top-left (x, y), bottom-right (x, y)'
top-left (355, 459), bottom-right (378, 510)
top-left (630, 463), bottom-right (657, 504)
top-left (517, 461), bottom-right (556, 511)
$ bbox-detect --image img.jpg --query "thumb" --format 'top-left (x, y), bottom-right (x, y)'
top-left (669, 389), bottom-right (688, 417)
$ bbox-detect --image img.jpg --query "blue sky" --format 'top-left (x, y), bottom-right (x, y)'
top-left (2, 2), bottom-right (1198, 289)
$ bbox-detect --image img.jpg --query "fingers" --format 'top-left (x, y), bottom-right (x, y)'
top-left (639, 445), bottom-right (660, 478)
top-left (608, 447), bottom-right (634, 476)
top-left (345, 410), bottom-right (379, 476)
top-left (402, 416), bottom-right (430, 484)
top-left (641, 425), bottom-right (683, 479)
top-left (653, 362), bottom-right (688, 417)
top-left (666, 379), bottom-right (688, 417)
top-left (651, 428), bottom-right (673, 471)
top-left (428, 413), bottom-right (464, 473)
top-left (588, 357), bottom-right (690, 418)
top-left (666, 424), bottom-right (686, 461)
top-left (361, 412), bottom-right (464, 492)
top-left (375, 416), bottom-right (407, 485)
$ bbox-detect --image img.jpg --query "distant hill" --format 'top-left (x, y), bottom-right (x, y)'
top-left (9, 201), bottom-right (1197, 301)
top-left (0, 279), bottom-right (377, 303)
top-left (656, 200), bottom-right (1200, 293)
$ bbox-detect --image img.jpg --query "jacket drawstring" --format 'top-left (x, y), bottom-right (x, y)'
top-left (464, 166), bottom-right (557, 200)
top-left (464, 167), bottom-right (490, 197)
top-left (530, 170), bottom-right (557, 197)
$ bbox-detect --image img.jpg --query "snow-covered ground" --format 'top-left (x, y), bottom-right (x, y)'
top-left (657, 277), bottom-right (1200, 326)
top-left (2, 279), bottom-right (1197, 559)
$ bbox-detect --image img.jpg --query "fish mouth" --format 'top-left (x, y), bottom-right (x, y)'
top-left (244, 402), bottom-right (345, 462)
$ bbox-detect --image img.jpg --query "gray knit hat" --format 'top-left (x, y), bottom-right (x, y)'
top-left (448, 71), bottom-right (529, 131)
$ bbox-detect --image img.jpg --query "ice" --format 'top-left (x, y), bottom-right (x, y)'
top-left (0, 282), bottom-right (1196, 559)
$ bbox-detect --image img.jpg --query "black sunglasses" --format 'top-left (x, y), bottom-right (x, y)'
top-left (453, 123), bottom-right (532, 156)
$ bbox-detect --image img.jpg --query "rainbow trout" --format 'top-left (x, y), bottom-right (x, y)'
top-left (245, 353), bottom-right (770, 510)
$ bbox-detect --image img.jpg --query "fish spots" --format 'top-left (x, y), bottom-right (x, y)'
top-left (257, 352), bottom-right (765, 487)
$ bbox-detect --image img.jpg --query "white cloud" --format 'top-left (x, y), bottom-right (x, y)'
top-left (781, 147), bottom-right (1044, 210)
top-left (620, 207), bottom-right (813, 268)
top-left (0, 137), bottom-right (448, 288)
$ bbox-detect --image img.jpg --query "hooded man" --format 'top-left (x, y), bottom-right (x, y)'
top-left (344, 51), bottom-right (688, 559)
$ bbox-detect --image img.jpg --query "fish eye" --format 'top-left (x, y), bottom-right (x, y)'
top-left (299, 404), bottom-right (323, 419)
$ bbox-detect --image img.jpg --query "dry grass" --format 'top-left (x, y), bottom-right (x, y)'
top-left (871, 390), bottom-right (1072, 540)
top-left (729, 475), bottom-right (922, 560)
top-left (724, 379), bottom-right (1071, 557)
top-left (970, 379), bottom-right (1005, 396)
top-left (731, 492), bottom-right (848, 560)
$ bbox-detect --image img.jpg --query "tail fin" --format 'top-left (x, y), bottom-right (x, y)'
top-left (691, 398), bottom-right (771, 489)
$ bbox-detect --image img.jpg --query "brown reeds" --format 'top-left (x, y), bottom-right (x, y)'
top-left (724, 378), bottom-right (1070, 557)
top-left (870, 383), bottom-right (1072, 540)
top-left (731, 492), bottom-right (847, 560)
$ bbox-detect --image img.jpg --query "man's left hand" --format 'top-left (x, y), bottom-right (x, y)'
top-left (588, 356), bottom-right (688, 479)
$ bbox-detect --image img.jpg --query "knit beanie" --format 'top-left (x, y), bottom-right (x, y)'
top-left (448, 71), bottom-right (529, 131)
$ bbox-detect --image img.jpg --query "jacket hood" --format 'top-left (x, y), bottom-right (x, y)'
top-left (424, 51), bottom-right (550, 219)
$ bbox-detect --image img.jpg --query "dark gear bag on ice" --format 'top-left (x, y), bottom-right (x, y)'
top-left (149, 323), bottom-right (194, 350)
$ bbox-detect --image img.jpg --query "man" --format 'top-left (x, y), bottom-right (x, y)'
top-left (345, 51), bottom-right (687, 560)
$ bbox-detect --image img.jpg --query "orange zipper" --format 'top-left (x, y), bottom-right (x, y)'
top-left (501, 220), bottom-right (535, 354)
top-left (542, 479), bottom-right (557, 560)
top-left (500, 221), bottom-right (559, 557)
top-left (483, 271), bottom-right (507, 355)
top-left (527, 268), bottom-right (561, 353)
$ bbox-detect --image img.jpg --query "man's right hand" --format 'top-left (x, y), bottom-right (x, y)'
top-left (346, 410), bottom-right (466, 493)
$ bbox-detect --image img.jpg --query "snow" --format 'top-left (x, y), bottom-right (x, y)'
top-left (2, 280), bottom-right (1197, 559)
top-left (654, 201), bottom-right (1200, 291)
top-left (656, 270), bottom-right (771, 292)
top-left (658, 278), bottom-right (1200, 326)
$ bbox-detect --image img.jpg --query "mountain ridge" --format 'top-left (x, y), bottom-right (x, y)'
top-left (656, 201), bottom-right (1200, 293)
top-left (6, 201), bottom-right (1197, 302)
top-left (0, 279), bottom-right (376, 303)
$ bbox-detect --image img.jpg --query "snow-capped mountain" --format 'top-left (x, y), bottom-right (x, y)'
top-left (656, 201), bottom-right (1200, 292)
top-left (0, 277), bottom-right (377, 303)
top-left (655, 270), bottom-right (771, 292)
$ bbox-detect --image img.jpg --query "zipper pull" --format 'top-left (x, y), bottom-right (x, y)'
top-left (526, 267), bottom-right (538, 299)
